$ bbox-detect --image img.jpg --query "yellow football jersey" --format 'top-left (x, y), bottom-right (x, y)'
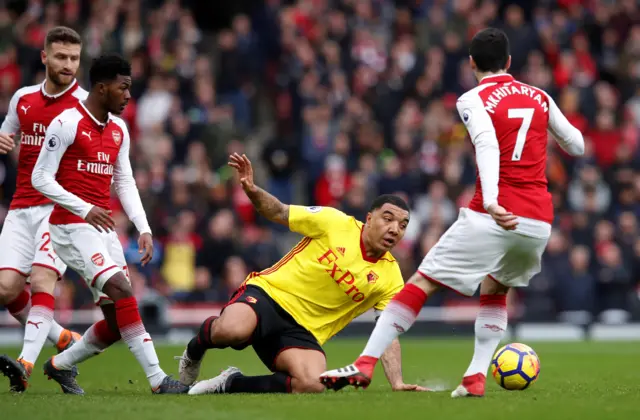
top-left (246, 205), bottom-right (404, 345)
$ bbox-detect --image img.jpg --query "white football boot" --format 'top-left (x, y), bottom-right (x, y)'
top-left (188, 366), bottom-right (242, 395)
top-left (175, 349), bottom-right (203, 386)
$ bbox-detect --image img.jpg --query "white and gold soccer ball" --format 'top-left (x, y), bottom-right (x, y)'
top-left (491, 343), bottom-right (541, 390)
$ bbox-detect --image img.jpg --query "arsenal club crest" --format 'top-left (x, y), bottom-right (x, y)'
top-left (91, 253), bottom-right (105, 266)
top-left (112, 130), bottom-right (121, 146)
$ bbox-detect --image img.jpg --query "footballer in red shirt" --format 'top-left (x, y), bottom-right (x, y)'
top-left (31, 53), bottom-right (187, 395)
top-left (0, 27), bottom-right (87, 392)
top-left (321, 28), bottom-right (585, 397)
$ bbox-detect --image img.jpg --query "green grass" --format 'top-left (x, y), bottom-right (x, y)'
top-left (1, 339), bottom-right (639, 420)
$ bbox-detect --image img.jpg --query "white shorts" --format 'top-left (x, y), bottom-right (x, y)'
top-left (418, 208), bottom-right (550, 296)
top-left (0, 204), bottom-right (67, 279)
top-left (49, 223), bottom-right (128, 305)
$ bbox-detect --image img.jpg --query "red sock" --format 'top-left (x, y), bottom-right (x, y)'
top-left (479, 294), bottom-right (507, 307)
top-left (31, 292), bottom-right (55, 311)
top-left (357, 283), bottom-right (429, 376)
top-left (7, 290), bottom-right (31, 323)
top-left (389, 283), bottom-right (428, 315)
top-left (115, 296), bottom-right (144, 340)
top-left (92, 319), bottom-right (121, 346)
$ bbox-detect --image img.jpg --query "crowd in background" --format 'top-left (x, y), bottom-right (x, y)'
top-left (0, 0), bottom-right (639, 323)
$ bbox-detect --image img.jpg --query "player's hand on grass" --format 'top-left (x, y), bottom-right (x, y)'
top-left (0, 133), bottom-right (16, 154)
top-left (487, 204), bottom-right (518, 231)
top-left (228, 153), bottom-right (256, 193)
top-left (138, 233), bottom-right (154, 266)
top-left (85, 206), bottom-right (116, 233)
top-left (392, 383), bottom-right (431, 392)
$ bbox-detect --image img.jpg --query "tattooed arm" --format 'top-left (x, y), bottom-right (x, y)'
top-left (245, 185), bottom-right (290, 227)
top-left (228, 153), bottom-right (290, 227)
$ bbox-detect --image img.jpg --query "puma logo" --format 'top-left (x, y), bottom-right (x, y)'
top-left (27, 321), bottom-right (43, 329)
top-left (392, 323), bottom-right (405, 333)
top-left (81, 131), bottom-right (92, 141)
top-left (20, 105), bottom-right (31, 114)
top-left (483, 324), bottom-right (505, 332)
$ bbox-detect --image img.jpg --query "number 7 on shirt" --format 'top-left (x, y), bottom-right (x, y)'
top-left (508, 108), bottom-right (534, 161)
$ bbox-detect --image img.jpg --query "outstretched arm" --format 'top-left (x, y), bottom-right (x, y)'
top-left (229, 153), bottom-right (290, 227)
top-left (380, 338), bottom-right (430, 392)
top-left (380, 338), bottom-right (404, 389)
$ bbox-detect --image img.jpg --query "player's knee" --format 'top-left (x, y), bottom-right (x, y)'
top-left (291, 376), bottom-right (325, 394)
top-left (29, 268), bottom-right (58, 294)
top-left (480, 276), bottom-right (509, 295)
top-left (102, 272), bottom-right (133, 301)
top-left (407, 272), bottom-right (440, 295)
top-left (211, 321), bottom-right (251, 346)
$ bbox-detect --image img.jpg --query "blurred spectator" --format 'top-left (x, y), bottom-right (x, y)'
top-left (0, 0), bottom-right (637, 322)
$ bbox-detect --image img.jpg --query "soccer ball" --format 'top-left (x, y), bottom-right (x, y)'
top-left (491, 343), bottom-right (540, 390)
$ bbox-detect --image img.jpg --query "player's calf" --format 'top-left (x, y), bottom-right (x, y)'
top-left (453, 281), bottom-right (508, 399)
top-left (52, 319), bottom-right (120, 371)
top-left (182, 304), bottom-right (256, 368)
top-left (291, 375), bottom-right (325, 393)
top-left (19, 266), bottom-right (79, 371)
top-left (21, 265), bottom-right (58, 358)
top-left (18, 292), bottom-right (55, 368)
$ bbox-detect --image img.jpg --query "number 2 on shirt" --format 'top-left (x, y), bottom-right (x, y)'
top-left (508, 108), bottom-right (534, 161)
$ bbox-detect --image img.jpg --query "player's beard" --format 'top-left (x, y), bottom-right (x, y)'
top-left (46, 66), bottom-right (74, 88)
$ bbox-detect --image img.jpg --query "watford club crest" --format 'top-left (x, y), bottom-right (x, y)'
top-left (367, 270), bottom-right (378, 284)
top-left (112, 130), bottom-right (121, 146)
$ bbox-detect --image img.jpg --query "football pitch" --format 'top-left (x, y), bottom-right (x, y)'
top-left (1, 339), bottom-right (638, 420)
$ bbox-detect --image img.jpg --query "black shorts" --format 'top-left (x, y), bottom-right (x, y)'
top-left (224, 284), bottom-right (325, 370)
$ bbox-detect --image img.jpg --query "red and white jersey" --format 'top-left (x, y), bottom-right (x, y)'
top-left (31, 102), bottom-right (151, 234)
top-left (456, 74), bottom-right (584, 228)
top-left (0, 80), bottom-right (87, 210)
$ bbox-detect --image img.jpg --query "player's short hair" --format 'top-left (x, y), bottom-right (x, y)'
top-left (469, 28), bottom-right (510, 73)
top-left (45, 26), bottom-right (82, 48)
top-left (369, 194), bottom-right (410, 213)
top-left (89, 54), bottom-right (132, 86)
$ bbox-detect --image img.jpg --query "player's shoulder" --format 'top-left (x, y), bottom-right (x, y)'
top-left (378, 252), bottom-right (399, 265)
top-left (51, 107), bottom-right (83, 130)
top-left (375, 254), bottom-right (402, 285)
top-left (456, 84), bottom-right (494, 114)
top-left (108, 115), bottom-right (130, 135)
top-left (459, 83), bottom-right (495, 100)
top-left (72, 86), bottom-right (89, 101)
top-left (10, 84), bottom-right (42, 103)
